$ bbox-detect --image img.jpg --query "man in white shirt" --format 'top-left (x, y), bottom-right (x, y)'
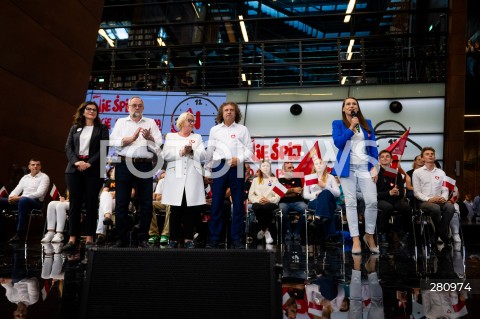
top-left (205, 102), bottom-right (252, 249)
top-left (0, 158), bottom-right (50, 243)
top-left (412, 147), bottom-right (454, 244)
top-left (110, 96), bottom-right (163, 248)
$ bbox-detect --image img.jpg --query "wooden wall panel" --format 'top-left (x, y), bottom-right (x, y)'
top-left (0, 0), bottom-right (104, 191)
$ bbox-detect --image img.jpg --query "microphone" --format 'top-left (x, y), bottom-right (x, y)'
top-left (351, 111), bottom-right (360, 132)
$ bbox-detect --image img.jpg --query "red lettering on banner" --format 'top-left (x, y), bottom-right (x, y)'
top-left (112, 96), bottom-right (129, 113)
top-left (254, 138), bottom-right (303, 161)
top-left (154, 119), bottom-right (162, 130)
top-left (101, 117), bottom-right (112, 129)
top-left (98, 95), bottom-right (129, 113)
top-left (100, 99), bottom-right (111, 112)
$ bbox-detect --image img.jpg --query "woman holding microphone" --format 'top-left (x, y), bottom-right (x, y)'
top-left (332, 97), bottom-right (379, 254)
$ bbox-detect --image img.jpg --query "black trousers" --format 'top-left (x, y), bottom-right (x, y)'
top-left (169, 191), bottom-right (201, 242)
top-left (66, 171), bottom-right (103, 238)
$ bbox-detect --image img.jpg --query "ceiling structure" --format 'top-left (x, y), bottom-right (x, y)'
top-left (92, 0), bottom-right (449, 90)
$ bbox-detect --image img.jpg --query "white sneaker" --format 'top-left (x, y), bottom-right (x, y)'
top-left (452, 234), bottom-right (461, 243)
top-left (41, 232), bottom-right (55, 243)
top-left (257, 230), bottom-right (265, 240)
top-left (265, 230), bottom-right (274, 244)
top-left (51, 233), bottom-right (64, 243)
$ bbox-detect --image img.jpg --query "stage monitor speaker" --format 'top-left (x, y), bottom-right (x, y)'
top-left (81, 248), bottom-right (281, 319)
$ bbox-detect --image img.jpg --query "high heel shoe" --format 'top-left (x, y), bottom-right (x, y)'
top-left (363, 235), bottom-right (379, 254)
top-left (351, 246), bottom-right (362, 255)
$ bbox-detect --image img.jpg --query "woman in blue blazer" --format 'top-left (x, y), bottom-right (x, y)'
top-left (332, 97), bottom-right (379, 254)
top-left (63, 101), bottom-right (109, 252)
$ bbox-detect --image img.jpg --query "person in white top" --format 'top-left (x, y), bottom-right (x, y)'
top-left (248, 160), bottom-right (281, 245)
top-left (205, 102), bottom-right (253, 249)
top-left (0, 158), bottom-right (50, 243)
top-left (162, 112), bottom-right (206, 248)
top-left (109, 96), bottom-right (163, 248)
top-left (303, 158), bottom-right (341, 243)
top-left (413, 146), bottom-right (454, 244)
top-left (63, 101), bottom-right (109, 252)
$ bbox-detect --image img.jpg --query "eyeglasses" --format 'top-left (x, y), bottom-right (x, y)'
top-left (187, 119), bottom-right (196, 124)
top-left (129, 104), bottom-right (144, 108)
top-left (85, 107), bottom-right (97, 112)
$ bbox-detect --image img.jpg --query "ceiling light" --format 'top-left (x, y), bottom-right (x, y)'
top-left (346, 39), bottom-right (355, 60)
top-left (344, 0), bottom-right (356, 23)
top-left (341, 77), bottom-right (347, 85)
top-left (98, 29), bottom-right (114, 47)
top-left (241, 73), bottom-right (247, 81)
top-left (239, 15), bottom-right (249, 42)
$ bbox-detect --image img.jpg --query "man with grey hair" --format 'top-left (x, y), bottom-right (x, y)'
top-left (110, 96), bottom-right (162, 248)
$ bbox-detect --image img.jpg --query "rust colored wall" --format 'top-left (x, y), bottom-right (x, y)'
top-left (0, 0), bottom-right (104, 190)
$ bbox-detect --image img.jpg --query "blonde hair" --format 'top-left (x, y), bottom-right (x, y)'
top-left (258, 159), bottom-right (272, 184)
top-left (176, 112), bottom-right (194, 130)
top-left (312, 158), bottom-right (328, 183)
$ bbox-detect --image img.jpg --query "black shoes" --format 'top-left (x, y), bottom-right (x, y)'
top-left (95, 235), bottom-right (106, 246)
top-left (205, 240), bottom-right (219, 249)
top-left (103, 217), bottom-right (113, 226)
top-left (138, 240), bottom-right (150, 248)
top-left (111, 240), bottom-right (127, 248)
top-left (8, 233), bottom-right (23, 244)
top-left (61, 242), bottom-right (78, 253)
top-left (231, 241), bottom-right (245, 249)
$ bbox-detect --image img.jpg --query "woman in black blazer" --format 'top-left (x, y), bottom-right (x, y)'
top-left (62, 101), bottom-right (109, 251)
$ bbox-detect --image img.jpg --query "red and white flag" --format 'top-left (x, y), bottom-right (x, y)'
top-left (386, 128), bottom-right (410, 157)
top-left (442, 176), bottom-right (456, 191)
top-left (304, 173), bottom-right (318, 186)
top-left (50, 184), bottom-right (59, 200)
top-left (272, 182), bottom-right (288, 198)
top-left (294, 141), bottom-right (321, 179)
top-left (383, 166), bottom-right (398, 179)
top-left (205, 184), bottom-right (212, 197)
top-left (0, 186), bottom-right (8, 197)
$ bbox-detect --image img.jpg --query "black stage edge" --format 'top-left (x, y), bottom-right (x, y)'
top-left (81, 248), bottom-right (281, 319)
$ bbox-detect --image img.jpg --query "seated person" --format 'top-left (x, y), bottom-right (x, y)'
top-left (149, 171), bottom-right (171, 246)
top-left (449, 186), bottom-right (462, 244)
top-left (248, 160), bottom-right (281, 245)
top-left (0, 158), bottom-right (50, 243)
top-left (180, 71), bottom-right (195, 89)
top-left (413, 147), bottom-right (454, 244)
top-left (376, 149), bottom-right (411, 244)
top-left (278, 162), bottom-right (307, 244)
top-left (405, 155), bottom-right (424, 205)
top-left (41, 190), bottom-right (69, 243)
top-left (303, 158), bottom-right (340, 243)
top-left (95, 166), bottom-right (135, 245)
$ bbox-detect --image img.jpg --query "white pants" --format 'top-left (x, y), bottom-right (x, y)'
top-left (96, 191), bottom-right (115, 234)
top-left (340, 164), bottom-right (378, 237)
top-left (46, 201), bottom-right (69, 232)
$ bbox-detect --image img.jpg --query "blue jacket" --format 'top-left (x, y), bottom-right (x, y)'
top-left (331, 119), bottom-right (378, 177)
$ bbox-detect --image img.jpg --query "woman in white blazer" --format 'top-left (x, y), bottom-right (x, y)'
top-left (161, 112), bottom-right (206, 248)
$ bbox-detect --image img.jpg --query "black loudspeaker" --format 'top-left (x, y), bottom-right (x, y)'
top-left (81, 249), bottom-right (281, 319)
top-left (389, 101), bottom-right (403, 113)
top-left (290, 103), bottom-right (302, 115)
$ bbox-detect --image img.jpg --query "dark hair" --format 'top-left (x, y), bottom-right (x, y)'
top-left (379, 149), bottom-right (392, 157)
top-left (73, 101), bottom-right (101, 127)
top-left (420, 146), bottom-right (435, 157)
top-left (28, 158), bottom-right (41, 165)
top-left (341, 97), bottom-right (371, 133)
top-left (215, 102), bottom-right (242, 124)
